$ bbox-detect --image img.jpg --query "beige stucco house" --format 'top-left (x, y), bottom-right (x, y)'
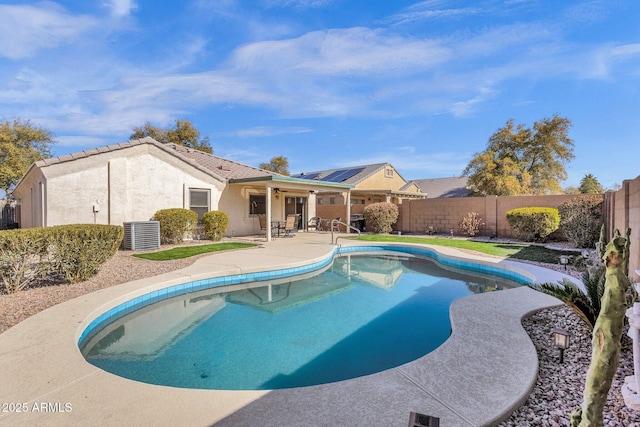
top-left (291, 163), bottom-right (426, 231)
top-left (12, 138), bottom-right (352, 241)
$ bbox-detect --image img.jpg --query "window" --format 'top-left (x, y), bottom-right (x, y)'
top-left (189, 189), bottom-right (210, 223)
top-left (385, 168), bottom-right (394, 178)
top-left (249, 194), bottom-right (266, 215)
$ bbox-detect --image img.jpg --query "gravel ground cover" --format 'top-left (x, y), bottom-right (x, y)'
top-left (1, 242), bottom-right (639, 425)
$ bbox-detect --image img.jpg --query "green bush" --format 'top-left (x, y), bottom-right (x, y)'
top-left (0, 228), bottom-right (51, 293)
top-left (459, 212), bottom-right (484, 237)
top-left (202, 210), bottom-right (229, 241)
top-left (152, 208), bottom-right (198, 244)
top-left (506, 207), bottom-right (560, 242)
top-left (0, 224), bottom-right (123, 291)
top-left (558, 195), bottom-right (603, 248)
top-left (49, 224), bottom-right (124, 284)
top-left (363, 202), bottom-right (399, 234)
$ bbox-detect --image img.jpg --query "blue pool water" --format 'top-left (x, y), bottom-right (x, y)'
top-left (81, 252), bottom-right (520, 390)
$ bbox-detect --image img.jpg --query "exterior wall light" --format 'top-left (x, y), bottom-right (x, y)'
top-left (553, 328), bottom-right (570, 363)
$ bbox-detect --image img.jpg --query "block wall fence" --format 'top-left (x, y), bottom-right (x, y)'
top-left (396, 194), bottom-right (585, 238)
top-left (603, 175), bottom-right (640, 282)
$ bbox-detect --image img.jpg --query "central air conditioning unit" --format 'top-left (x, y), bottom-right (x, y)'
top-left (123, 221), bottom-right (161, 250)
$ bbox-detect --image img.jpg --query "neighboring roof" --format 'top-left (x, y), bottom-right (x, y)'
top-left (410, 177), bottom-right (470, 198)
top-left (292, 163), bottom-right (398, 186)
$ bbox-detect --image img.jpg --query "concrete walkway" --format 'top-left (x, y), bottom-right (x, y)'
top-left (0, 233), bottom-right (573, 427)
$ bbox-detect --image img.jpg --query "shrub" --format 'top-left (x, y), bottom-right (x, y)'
top-left (363, 202), bottom-right (399, 234)
top-left (49, 224), bottom-right (124, 283)
top-left (531, 266), bottom-right (605, 331)
top-left (202, 211), bottom-right (229, 241)
top-left (506, 207), bottom-right (560, 242)
top-left (0, 224), bottom-right (123, 291)
top-left (0, 228), bottom-right (51, 293)
top-left (558, 195), bottom-right (603, 248)
top-left (153, 208), bottom-right (198, 244)
top-left (459, 212), bottom-right (484, 237)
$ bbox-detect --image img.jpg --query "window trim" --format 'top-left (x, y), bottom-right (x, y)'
top-left (189, 188), bottom-right (210, 223)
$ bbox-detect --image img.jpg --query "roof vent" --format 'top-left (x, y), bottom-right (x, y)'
top-left (218, 164), bottom-right (231, 171)
top-left (408, 412), bottom-right (439, 427)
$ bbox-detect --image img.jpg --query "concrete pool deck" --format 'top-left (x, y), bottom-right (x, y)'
top-left (0, 233), bottom-right (574, 427)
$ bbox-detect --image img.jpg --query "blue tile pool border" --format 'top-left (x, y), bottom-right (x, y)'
top-left (77, 244), bottom-right (532, 349)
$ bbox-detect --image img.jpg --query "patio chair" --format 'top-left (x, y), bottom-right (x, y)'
top-left (257, 214), bottom-right (267, 234)
top-left (331, 217), bottom-right (342, 232)
top-left (307, 216), bottom-right (321, 231)
top-left (280, 214), bottom-right (298, 237)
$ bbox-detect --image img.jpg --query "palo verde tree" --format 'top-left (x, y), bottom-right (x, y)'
top-left (463, 115), bottom-right (574, 196)
top-left (130, 119), bottom-right (213, 154)
top-left (0, 119), bottom-right (55, 199)
top-left (260, 155), bottom-right (290, 176)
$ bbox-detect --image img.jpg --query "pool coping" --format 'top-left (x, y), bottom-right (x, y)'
top-left (0, 234), bottom-right (575, 427)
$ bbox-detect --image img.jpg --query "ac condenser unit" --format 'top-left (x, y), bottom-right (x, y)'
top-left (123, 221), bottom-right (161, 250)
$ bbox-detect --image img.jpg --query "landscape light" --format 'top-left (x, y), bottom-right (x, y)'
top-left (560, 255), bottom-right (569, 270)
top-left (552, 328), bottom-right (570, 363)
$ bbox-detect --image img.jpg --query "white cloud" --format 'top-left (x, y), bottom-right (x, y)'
top-left (0, 2), bottom-right (96, 59)
top-left (386, 2), bottom-right (481, 26)
top-left (264, 0), bottom-right (335, 9)
top-left (229, 28), bottom-right (451, 77)
top-left (217, 126), bottom-right (314, 137)
top-left (105, 0), bottom-right (137, 17)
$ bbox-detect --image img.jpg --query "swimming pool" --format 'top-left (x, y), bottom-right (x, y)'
top-left (80, 249), bottom-right (525, 390)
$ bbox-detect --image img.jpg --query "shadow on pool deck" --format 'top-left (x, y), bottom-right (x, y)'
top-left (0, 233), bottom-right (569, 427)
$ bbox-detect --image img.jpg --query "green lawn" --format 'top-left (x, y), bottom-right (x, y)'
top-left (133, 242), bottom-right (257, 261)
top-left (350, 234), bottom-right (577, 264)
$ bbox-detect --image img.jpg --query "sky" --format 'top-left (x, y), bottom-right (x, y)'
top-left (1, 0), bottom-right (639, 192)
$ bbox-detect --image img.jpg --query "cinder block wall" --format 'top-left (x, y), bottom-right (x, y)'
top-left (397, 194), bottom-right (588, 238)
top-left (606, 176), bottom-right (640, 282)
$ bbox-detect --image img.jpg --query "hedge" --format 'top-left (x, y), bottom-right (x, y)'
top-left (506, 207), bottom-right (560, 242)
top-left (202, 210), bottom-right (229, 241)
top-left (152, 208), bottom-right (198, 244)
top-left (0, 224), bottom-right (123, 293)
top-left (363, 202), bottom-right (399, 234)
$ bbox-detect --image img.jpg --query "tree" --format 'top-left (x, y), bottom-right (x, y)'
top-left (463, 115), bottom-right (574, 196)
top-left (564, 186), bottom-right (580, 195)
top-left (130, 119), bottom-right (212, 154)
top-left (260, 155), bottom-right (290, 175)
top-left (578, 174), bottom-right (604, 194)
top-left (0, 119), bottom-right (55, 198)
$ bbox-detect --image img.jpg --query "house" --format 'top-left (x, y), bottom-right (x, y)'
top-left (292, 163), bottom-right (426, 229)
top-left (12, 138), bottom-right (352, 241)
top-left (409, 177), bottom-right (470, 198)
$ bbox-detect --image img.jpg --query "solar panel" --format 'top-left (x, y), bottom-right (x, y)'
top-left (293, 173), bottom-right (320, 180)
top-left (320, 167), bottom-right (364, 182)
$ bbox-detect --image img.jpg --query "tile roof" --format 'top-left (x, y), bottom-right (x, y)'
top-left (33, 138), bottom-right (279, 182)
top-left (165, 143), bottom-right (280, 181)
top-left (410, 177), bottom-right (470, 198)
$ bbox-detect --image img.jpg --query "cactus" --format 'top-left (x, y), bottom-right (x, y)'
top-left (570, 229), bottom-right (631, 426)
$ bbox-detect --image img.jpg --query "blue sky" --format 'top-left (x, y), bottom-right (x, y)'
top-left (1, 0), bottom-right (639, 190)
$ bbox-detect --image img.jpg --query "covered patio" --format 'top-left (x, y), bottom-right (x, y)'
top-left (225, 175), bottom-right (354, 241)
